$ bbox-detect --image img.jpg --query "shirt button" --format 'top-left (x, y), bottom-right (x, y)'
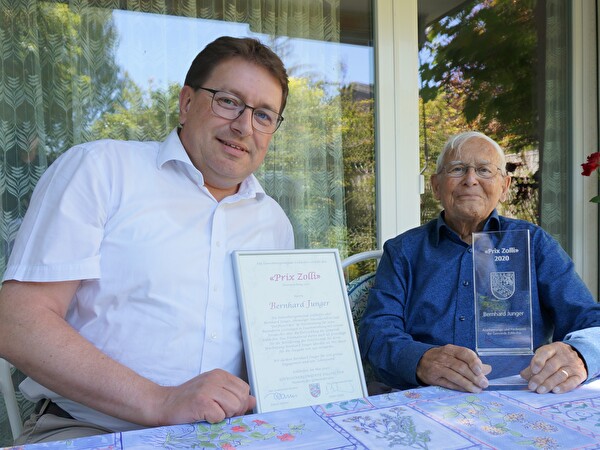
top-left (467, 248), bottom-right (472, 253)
top-left (463, 280), bottom-right (470, 286)
top-left (459, 316), bottom-right (466, 321)
top-left (210, 333), bottom-right (218, 340)
top-left (216, 241), bottom-right (221, 247)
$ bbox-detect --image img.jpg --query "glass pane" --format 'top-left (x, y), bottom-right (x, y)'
top-left (0, 1), bottom-right (376, 275)
top-left (418, 0), bottom-right (571, 251)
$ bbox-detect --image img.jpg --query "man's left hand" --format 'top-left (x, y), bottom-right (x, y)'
top-left (520, 342), bottom-right (587, 394)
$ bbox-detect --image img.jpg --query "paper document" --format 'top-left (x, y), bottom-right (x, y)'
top-left (233, 249), bottom-right (368, 413)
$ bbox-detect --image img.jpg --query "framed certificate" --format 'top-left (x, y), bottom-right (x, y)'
top-left (233, 249), bottom-right (368, 413)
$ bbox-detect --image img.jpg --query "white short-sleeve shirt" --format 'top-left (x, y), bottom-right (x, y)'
top-left (3, 129), bottom-right (294, 430)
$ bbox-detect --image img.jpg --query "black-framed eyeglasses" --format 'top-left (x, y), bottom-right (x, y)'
top-left (441, 162), bottom-right (504, 179)
top-left (197, 87), bottom-right (284, 134)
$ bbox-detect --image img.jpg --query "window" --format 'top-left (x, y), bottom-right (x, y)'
top-left (0, 1), bottom-right (376, 275)
top-left (419, 0), bottom-right (573, 251)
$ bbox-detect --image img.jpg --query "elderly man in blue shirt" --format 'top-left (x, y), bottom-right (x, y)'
top-left (359, 131), bottom-right (600, 395)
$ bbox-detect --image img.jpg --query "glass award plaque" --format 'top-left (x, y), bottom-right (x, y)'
top-left (473, 230), bottom-right (533, 356)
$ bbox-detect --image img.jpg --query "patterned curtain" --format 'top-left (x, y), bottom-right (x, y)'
top-left (0, 0), bottom-right (344, 275)
top-left (0, 1), bottom-right (47, 272)
top-left (539, 0), bottom-right (570, 250)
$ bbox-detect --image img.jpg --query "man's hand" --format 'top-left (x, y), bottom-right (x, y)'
top-left (0, 281), bottom-right (255, 427)
top-left (416, 344), bottom-right (492, 393)
top-left (155, 369), bottom-right (256, 425)
top-left (520, 342), bottom-right (587, 394)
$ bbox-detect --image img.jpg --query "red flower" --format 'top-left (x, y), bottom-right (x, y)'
top-left (252, 419), bottom-right (268, 425)
top-left (581, 152), bottom-right (600, 176)
top-left (221, 444), bottom-right (236, 450)
top-left (231, 425), bottom-right (247, 432)
top-left (276, 433), bottom-right (295, 441)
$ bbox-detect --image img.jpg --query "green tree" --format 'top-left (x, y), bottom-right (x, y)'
top-left (90, 76), bottom-right (180, 141)
top-left (340, 83), bottom-right (376, 267)
top-left (419, 0), bottom-right (540, 223)
top-left (259, 77), bottom-right (348, 250)
top-left (34, 3), bottom-right (123, 160)
top-left (420, 0), bottom-right (538, 150)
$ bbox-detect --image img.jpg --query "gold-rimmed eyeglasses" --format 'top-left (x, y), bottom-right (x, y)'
top-left (197, 87), bottom-right (284, 134)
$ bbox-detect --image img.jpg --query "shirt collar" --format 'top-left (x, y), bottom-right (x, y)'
top-left (156, 128), bottom-right (265, 201)
top-left (434, 209), bottom-right (501, 246)
top-left (483, 210), bottom-right (501, 231)
top-left (157, 128), bottom-right (193, 167)
top-left (235, 174), bottom-right (266, 201)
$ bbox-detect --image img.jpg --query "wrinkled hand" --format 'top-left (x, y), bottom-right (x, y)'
top-left (156, 369), bottom-right (256, 425)
top-left (416, 344), bottom-right (492, 393)
top-left (520, 342), bottom-right (587, 394)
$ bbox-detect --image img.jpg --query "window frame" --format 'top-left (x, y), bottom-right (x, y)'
top-left (374, 0), bottom-right (421, 246)
top-left (571, 0), bottom-right (598, 296)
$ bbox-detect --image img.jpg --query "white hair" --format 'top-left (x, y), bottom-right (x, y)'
top-left (435, 131), bottom-right (507, 175)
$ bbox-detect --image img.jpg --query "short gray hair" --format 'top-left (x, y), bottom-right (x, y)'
top-left (436, 131), bottom-right (507, 175)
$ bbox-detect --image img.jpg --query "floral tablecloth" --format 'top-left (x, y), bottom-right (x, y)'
top-left (4, 378), bottom-right (600, 449)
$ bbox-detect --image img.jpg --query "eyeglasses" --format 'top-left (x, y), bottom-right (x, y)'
top-left (441, 163), bottom-right (504, 179)
top-left (197, 87), bottom-right (284, 134)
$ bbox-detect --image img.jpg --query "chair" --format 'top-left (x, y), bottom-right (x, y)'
top-left (341, 249), bottom-right (383, 271)
top-left (342, 250), bottom-right (382, 335)
top-left (342, 250), bottom-right (391, 394)
top-left (0, 357), bottom-right (23, 442)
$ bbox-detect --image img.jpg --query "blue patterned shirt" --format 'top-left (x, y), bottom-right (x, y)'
top-left (359, 210), bottom-right (600, 389)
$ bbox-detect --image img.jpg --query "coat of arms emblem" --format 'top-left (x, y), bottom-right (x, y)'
top-left (309, 383), bottom-right (321, 398)
top-left (490, 271), bottom-right (515, 300)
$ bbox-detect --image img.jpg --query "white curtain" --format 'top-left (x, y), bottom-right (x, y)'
top-left (539, 0), bottom-right (570, 249)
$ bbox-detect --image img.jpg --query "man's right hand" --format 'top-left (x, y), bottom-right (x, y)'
top-left (155, 369), bottom-right (256, 425)
top-left (416, 344), bottom-right (491, 393)
top-left (0, 280), bottom-right (254, 427)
